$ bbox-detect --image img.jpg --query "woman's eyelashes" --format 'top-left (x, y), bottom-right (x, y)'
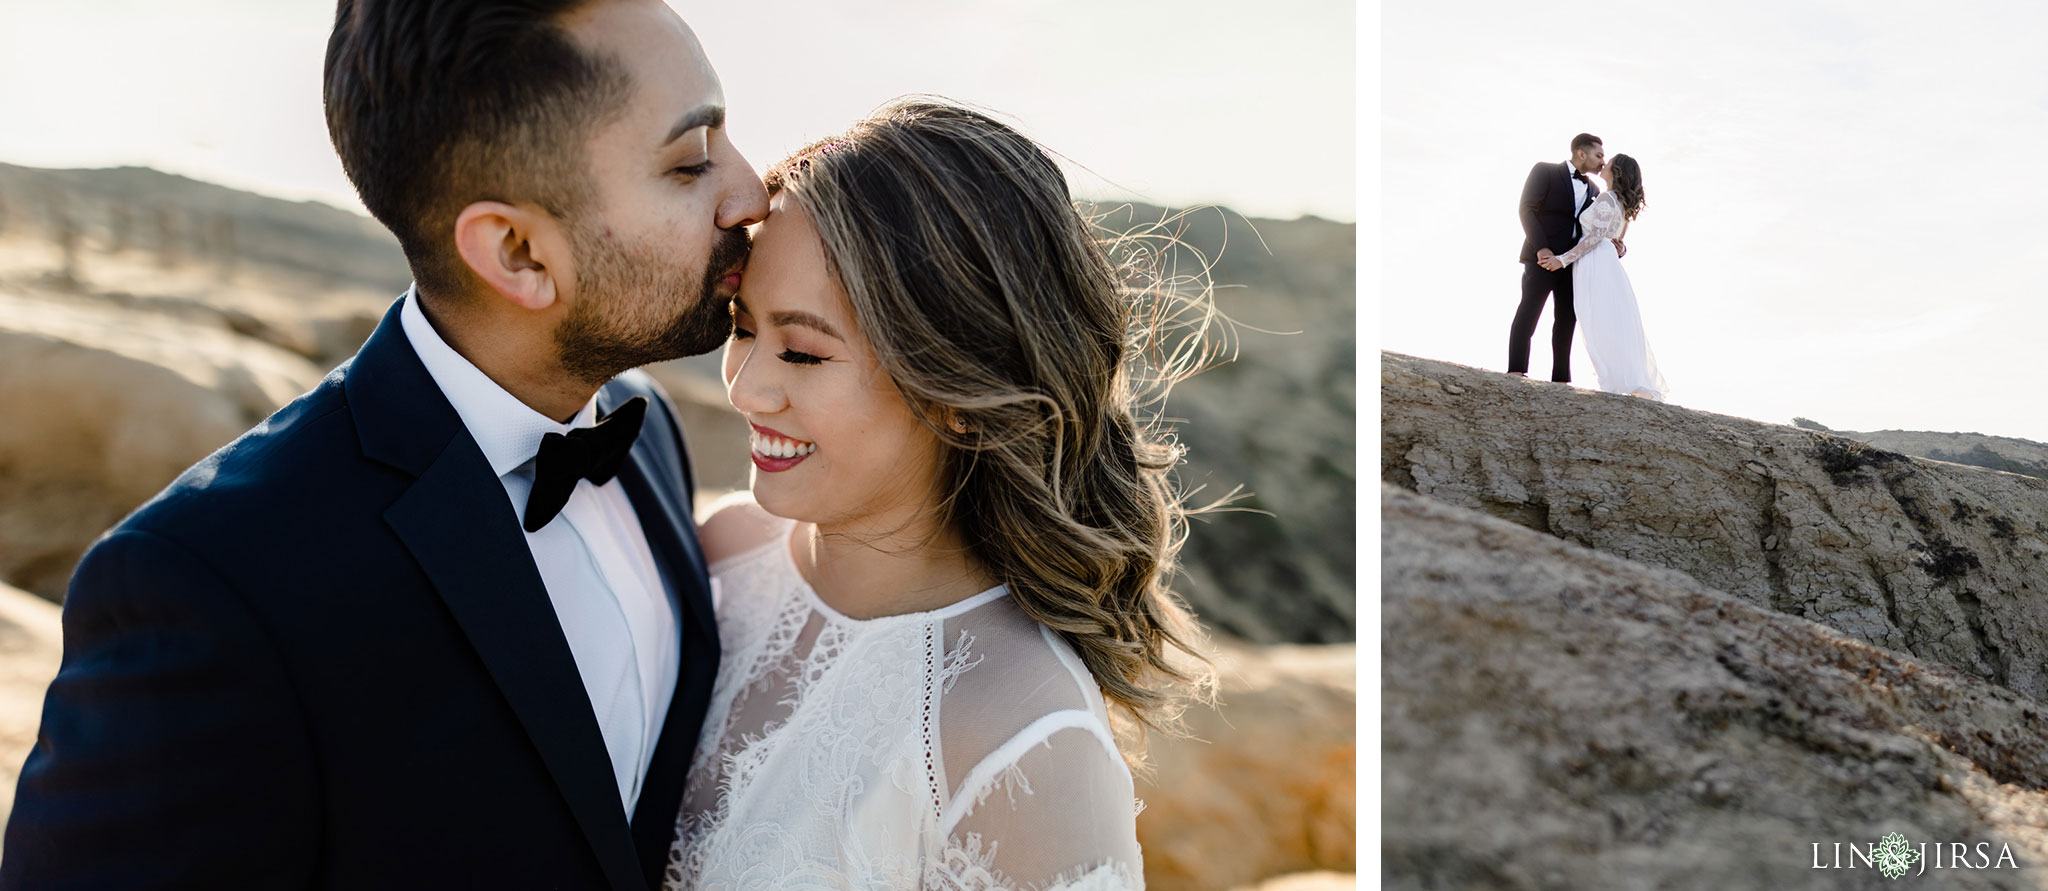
top-left (729, 319), bottom-right (828, 366)
top-left (670, 161), bottom-right (713, 180)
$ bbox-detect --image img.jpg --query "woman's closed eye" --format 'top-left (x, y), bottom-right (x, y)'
top-left (728, 326), bottom-right (825, 364)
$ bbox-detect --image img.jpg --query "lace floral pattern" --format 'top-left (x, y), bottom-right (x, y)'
top-left (1556, 190), bottom-right (1625, 266)
top-left (664, 520), bottom-right (1144, 891)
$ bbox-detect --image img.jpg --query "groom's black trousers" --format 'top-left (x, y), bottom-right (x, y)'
top-left (1508, 260), bottom-right (1574, 382)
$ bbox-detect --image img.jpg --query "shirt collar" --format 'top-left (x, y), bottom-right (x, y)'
top-left (399, 286), bottom-right (599, 479)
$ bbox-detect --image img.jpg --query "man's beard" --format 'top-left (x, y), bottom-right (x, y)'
top-left (556, 223), bottom-right (752, 386)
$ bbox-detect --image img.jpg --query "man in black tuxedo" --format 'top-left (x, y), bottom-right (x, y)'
top-left (1, 1), bottom-right (766, 888)
top-left (1507, 132), bottom-right (1623, 382)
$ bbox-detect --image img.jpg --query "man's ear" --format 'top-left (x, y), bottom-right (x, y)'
top-left (452, 201), bottom-right (572, 312)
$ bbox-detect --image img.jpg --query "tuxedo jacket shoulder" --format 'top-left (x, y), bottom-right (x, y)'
top-left (1, 297), bottom-right (716, 891)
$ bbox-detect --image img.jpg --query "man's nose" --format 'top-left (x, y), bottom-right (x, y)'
top-left (717, 162), bottom-right (770, 230)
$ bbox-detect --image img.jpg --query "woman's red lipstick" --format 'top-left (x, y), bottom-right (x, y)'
top-left (748, 422), bottom-right (814, 473)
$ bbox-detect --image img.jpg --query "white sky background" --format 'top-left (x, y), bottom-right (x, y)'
top-left (0, 0), bottom-right (1354, 222)
top-left (1384, 1), bottom-right (2048, 443)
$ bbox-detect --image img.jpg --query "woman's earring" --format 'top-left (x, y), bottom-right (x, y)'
top-left (949, 415), bottom-right (972, 434)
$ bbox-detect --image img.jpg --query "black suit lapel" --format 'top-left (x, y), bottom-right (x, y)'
top-left (350, 299), bottom-right (649, 891)
top-left (598, 387), bottom-right (722, 887)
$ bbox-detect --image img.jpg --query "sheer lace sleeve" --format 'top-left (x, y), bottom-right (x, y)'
top-left (929, 721), bottom-right (1144, 891)
top-left (1555, 190), bottom-right (1625, 266)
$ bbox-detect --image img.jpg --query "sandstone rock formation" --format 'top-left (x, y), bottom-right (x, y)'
top-left (0, 580), bottom-right (62, 842)
top-left (1384, 483), bottom-right (2048, 889)
top-left (1229, 872), bottom-right (1355, 890)
top-left (1090, 204), bottom-right (1357, 646)
top-left (0, 291), bottom-right (325, 599)
top-left (1382, 351), bottom-right (2048, 704)
top-left (1833, 427), bottom-right (2048, 482)
top-left (1137, 638), bottom-right (1355, 890)
top-left (0, 161), bottom-right (404, 370)
top-left (0, 162), bottom-right (412, 297)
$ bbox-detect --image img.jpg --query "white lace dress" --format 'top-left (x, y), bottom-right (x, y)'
top-left (1556, 189), bottom-right (1670, 400)
top-left (663, 518), bottom-right (1145, 891)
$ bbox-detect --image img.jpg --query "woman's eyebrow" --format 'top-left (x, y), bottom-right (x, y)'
top-left (769, 310), bottom-right (843, 340)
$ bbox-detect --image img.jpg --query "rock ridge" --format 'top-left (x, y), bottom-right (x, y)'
top-left (1382, 483), bottom-right (2048, 889)
top-left (1381, 351), bottom-right (2048, 703)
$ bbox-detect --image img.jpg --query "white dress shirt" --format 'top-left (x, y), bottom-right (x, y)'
top-left (1566, 159), bottom-right (1589, 213)
top-left (400, 287), bottom-right (680, 814)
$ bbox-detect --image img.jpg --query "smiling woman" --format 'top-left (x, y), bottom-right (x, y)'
top-left (723, 208), bottom-right (948, 529)
top-left (669, 98), bottom-right (1224, 890)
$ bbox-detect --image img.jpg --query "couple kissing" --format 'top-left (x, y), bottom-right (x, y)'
top-left (1508, 132), bottom-right (1669, 401)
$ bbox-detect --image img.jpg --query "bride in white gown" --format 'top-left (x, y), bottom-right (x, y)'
top-left (1540, 153), bottom-right (1669, 400)
top-left (663, 100), bottom-right (1216, 891)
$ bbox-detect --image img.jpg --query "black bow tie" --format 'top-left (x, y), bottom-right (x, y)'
top-left (1570, 169), bottom-right (1589, 183)
top-left (522, 396), bottom-right (648, 533)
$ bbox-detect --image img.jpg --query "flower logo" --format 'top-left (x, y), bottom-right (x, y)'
top-left (1874, 832), bottom-right (1922, 880)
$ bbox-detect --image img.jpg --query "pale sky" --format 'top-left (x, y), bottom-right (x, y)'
top-left (1383, 1), bottom-right (2048, 444)
top-left (0, 0), bottom-right (1354, 223)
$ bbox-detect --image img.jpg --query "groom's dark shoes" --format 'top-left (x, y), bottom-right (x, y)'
top-left (0, 298), bottom-right (718, 890)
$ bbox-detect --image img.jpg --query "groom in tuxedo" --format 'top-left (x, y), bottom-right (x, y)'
top-left (1, 1), bottom-right (765, 888)
top-left (1507, 132), bottom-right (1621, 382)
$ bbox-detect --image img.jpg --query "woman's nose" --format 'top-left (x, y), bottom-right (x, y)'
top-left (725, 350), bottom-right (784, 415)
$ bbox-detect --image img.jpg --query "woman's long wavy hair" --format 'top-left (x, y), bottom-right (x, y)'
top-left (762, 98), bottom-right (1219, 750)
top-left (1610, 154), bottom-right (1646, 220)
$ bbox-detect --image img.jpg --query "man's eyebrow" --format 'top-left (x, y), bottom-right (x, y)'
top-left (770, 310), bottom-right (842, 340)
top-left (663, 105), bottom-right (726, 146)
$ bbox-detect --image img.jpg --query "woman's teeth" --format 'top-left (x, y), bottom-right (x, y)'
top-left (750, 431), bottom-right (816, 459)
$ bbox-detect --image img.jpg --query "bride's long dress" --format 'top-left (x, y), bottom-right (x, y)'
top-left (1556, 190), bottom-right (1670, 400)
top-left (665, 517), bottom-right (1144, 891)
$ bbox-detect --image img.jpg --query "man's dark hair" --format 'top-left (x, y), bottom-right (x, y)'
top-left (1570, 132), bottom-right (1603, 154)
top-left (324, 0), bottom-right (632, 298)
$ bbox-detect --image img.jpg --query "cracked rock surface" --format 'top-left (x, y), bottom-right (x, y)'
top-left (1383, 483), bottom-right (2048, 890)
top-left (1381, 351), bottom-right (2048, 702)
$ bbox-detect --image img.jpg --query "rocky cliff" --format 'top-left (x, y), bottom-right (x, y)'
top-left (1383, 351), bottom-right (2048, 702)
top-left (1382, 351), bottom-right (2048, 887)
top-left (1384, 483), bottom-right (2047, 889)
